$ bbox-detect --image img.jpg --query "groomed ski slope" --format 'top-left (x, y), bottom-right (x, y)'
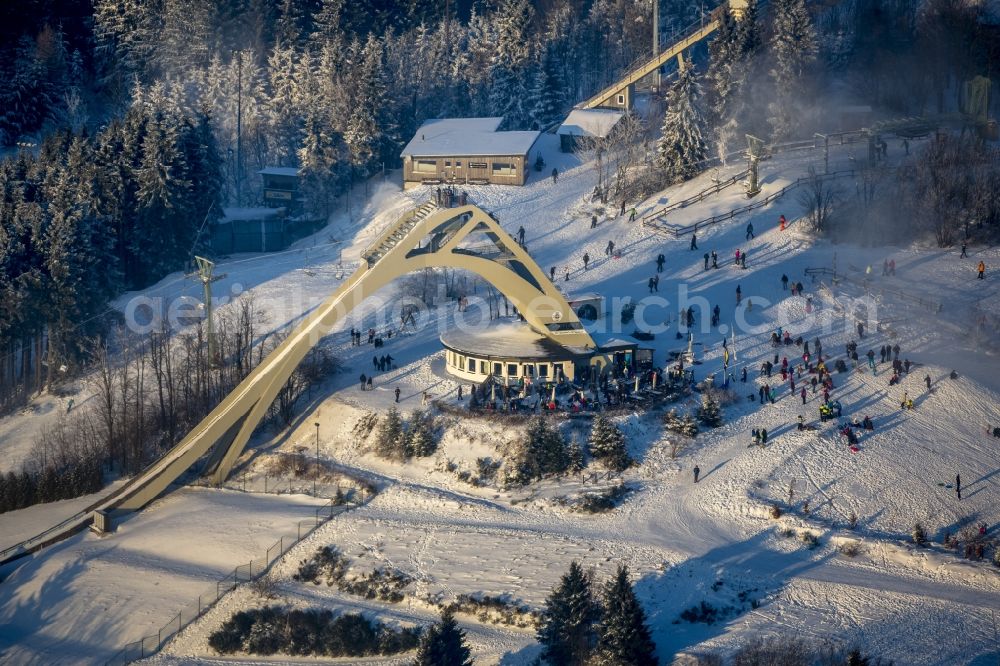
top-left (2, 132), bottom-right (1000, 665)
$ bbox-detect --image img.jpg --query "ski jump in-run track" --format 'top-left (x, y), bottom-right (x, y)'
top-left (578, 0), bottom-right (748, 110)
top-left (0, 202), bottom-right (596, 565)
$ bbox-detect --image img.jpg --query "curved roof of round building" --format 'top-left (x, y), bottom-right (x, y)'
top-left (440, 322), bottom-right (593, 361)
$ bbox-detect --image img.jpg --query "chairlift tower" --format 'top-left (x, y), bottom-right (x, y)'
top-left (191, 256), bottom-right (227, 364)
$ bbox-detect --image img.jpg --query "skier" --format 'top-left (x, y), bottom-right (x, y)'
top-left (605, 240), bottom-right (615, 256)
top-left (741, 367), bottom-right (747, 382)
top-left (620, 200), bottom-right (626, 217)
top-left (978, 261), bottom-right (986, 279)
top-left (761, 428), bottom-right (768, 445)
top-left (741, 253), bottom-right (747, 269)
top-left (591, 214), bottom-right (598, 229)
top-left (656, 253), bottom-right (665, 272)
top-left (779, 214), bottom-right (787, 231)
top-left (781, 274), bottom-right (788, 290)
top-left (751, 429), bottom-right (759, 446)
top-left (746, 222), bottom-right (755, 240)
top-left (711, 250), bottom-right (718, 269)
top-left (648, 277), bottom-right (656, 294)
top-left (551, 167), bottom-right (558, 184)
top-left (956, 473), bottom-right (962, 500)
top-left (690, 233), bottom-right (698, 250)
top-left (583, 252), bottom-right (590, 270)
top-left (960, 243), bottom-right (968, 258)
top-left (693, 465), bottom-right (701, 483)
top-left (367, 376), bottom-right (373, 390)
top-left (360, 373), bottom-right (367, 390)
top-left (565, 268), bottom-right (570, 281)
top-left (629, 207), bottom-right (638, 222)
top-left (925, 374), bottom-right (931, 390)
top-left (868, 350), bottom-right (876, 373)
top-left (703, 252), bottom-right (710, 270)
top-left (735, 248), bottom-right (741, 265)
top-left (800, 387), bottom-right (807, 404)
top-left (736, 284), bottom-right (742, 305)
top-left (653, 275), bottom-right (660, 292)
top-left (550, 266), bottom-right (556, 281)
top-left (857, 321), bottom-right (864, 338)
top-left (904, 359), bottom-right (911, 373)
top-left (517, 225), bottom-right (525, 245)
top-left (373, 355), bottom-right (379, 371)
top-left (712, 304), bottom-right (720, 326)
top-left (394, 386), bottom-right (401, 403)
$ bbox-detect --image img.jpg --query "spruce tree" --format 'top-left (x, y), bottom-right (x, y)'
top-left (588, 416), bottom-right (630, 472)
top-left (529, 44), bottom-right (567, 130)
top-left (768, 0), bottom-right (817, 139)
top-left (593, 565), bottom-right (657, 666)
top-left (656, 64), bottom-right (707, 184)
top-left (375, 408), bottom-right (406, 459)
top-left (413, 608), bottom-right (473, 666)
top-left (406, 411), bottom-right (437, 457)
top-left (697, 394), bottom-right (723, 428)
top-left (680, 414), bottom-right (700, 437)
top-left (537, 561), bottom-right (600, 666)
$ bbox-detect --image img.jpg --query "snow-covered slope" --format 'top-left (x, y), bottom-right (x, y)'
top-left (3, 132), bottom-right (1000, 665)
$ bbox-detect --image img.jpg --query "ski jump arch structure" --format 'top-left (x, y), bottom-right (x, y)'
top-left (106, 201), bottom-right (597, 511)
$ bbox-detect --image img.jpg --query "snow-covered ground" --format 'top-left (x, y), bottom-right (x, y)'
top-left (3, 132), bottom-right (1000, 665)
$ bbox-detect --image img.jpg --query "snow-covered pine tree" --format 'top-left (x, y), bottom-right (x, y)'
top-left (275, 0), bottom-right (306, 48)
top-left (656, 64), bottom-right (707, 184)
top-left (588, 416), bottom-right (630, 472)
top-left (310, 0), bottom-right (346, 46)
top-left (266, 44), bottom-right (302, 167)
top-left (405, 410), bottom-right (437, 457)
top-left (488, 59), bottom-right (529, 130)
top-left (768, 0), bottom-right (817, 139)
top-left (680, 413), bottom-right (700, 437)
top-left (663, 408), bottom-right (684, 434)
top-left (413, 608), bottom-right (473, 666)
top-left (374, 407), bottom-right (405, 459)
top-left (705, 8), bottom-right (740, 127)
top-left (529, 44), bottom-right (567, 130)
top-left (593, 565), bottom-right (657, 666)
top-left (537, 561), bottom-right (600, 666)
top-left (344, 35), bottom-right (392, 178)
top-left (526, 416), bottom-right (569, 476)
top-left (697, 393), bottom-right (723, 428)
top-left (912, 522), bottom-right (927, 546)
top-left (502, 436), bottom-right (540, 487)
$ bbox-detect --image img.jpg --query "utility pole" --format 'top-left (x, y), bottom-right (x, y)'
top-left (191, 256), bottom-right (227, 365)
top-left (314, 422), bottom-right (320, 496)
top-left (652, 0), bottom-right (660, 91)
top-left (745, 134), bottom-right (763, 198)
top-left (236, 51), bottom-right (243, 206)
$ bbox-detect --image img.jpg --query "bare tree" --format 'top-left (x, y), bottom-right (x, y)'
top-left (797, 166), bottom-right (840, 233)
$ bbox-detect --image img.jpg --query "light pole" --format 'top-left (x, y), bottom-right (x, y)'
top-left (314, 422), bottom-right (320, 496)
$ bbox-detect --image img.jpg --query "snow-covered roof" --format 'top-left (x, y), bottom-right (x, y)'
top-left (259, 167), bottom-right (300, 177)
top-left (221, 207), bottom-right (282, 222)
top-left (440, 322), bottom-right (592, 360)
top-left (401, 118), bottom-right (541, 158)
top-left (557, 109), bottom-right (625, 138)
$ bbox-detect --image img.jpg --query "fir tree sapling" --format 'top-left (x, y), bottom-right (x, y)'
top-left (588, 416), bottom-right (631, 472)
top-left (697, 393), bottom-right (723, 428)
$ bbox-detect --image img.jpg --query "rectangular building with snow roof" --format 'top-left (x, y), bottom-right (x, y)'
top-left (400, 117), bottom-right (541, 189)
top-left (557, 109), bottom-right (625, 152)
